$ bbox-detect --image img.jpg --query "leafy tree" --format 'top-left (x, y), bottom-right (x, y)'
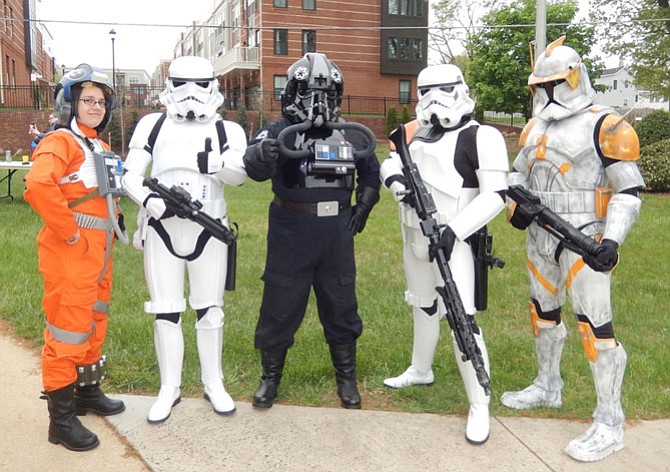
top-left (590, 0), bottom-right (670, 103)
top-left (429, 0), bottom-right (505, 64)
top-left (467, 0), bottom-right (598, 121)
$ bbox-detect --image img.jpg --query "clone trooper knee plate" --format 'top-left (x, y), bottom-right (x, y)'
top-left (502, 37), bottom-right (644, 462)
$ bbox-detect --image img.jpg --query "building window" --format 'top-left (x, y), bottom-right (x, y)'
top-left (302, 0), bottom-right (316, 10)
top-left (388, 38), bottom-right (398, 59)
top-left (412, 39), bottom-right (423, 60)
top-left (612, 79), bottom-right (618, 91)
top-left (388, 0), bottom-right (423, 16)
top-left (398, 38), bottom-right (410, 59)
top-left (274, 75), bottom-right (288, 101)
top-left (274, 29), bottom-right (288, 55)
top-left (273, 0), bottom-right (287, 7)
top-left (399, 80), bottom-right (411, 104)
top-left (622, 98), bottom-right (628, 107)
top-left (302, 30), bottom-right (317, 54)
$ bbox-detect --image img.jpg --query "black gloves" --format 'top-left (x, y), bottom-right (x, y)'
top-left (429, 226), bottom-right (457, 262)
top-left (583, 238), bottom-right (619, 272)
top-left (257, 139), bottom-right (280, 163)
top-left (348, 186), bottom-right (380, 235)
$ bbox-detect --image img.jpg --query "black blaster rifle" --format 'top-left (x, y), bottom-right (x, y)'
top-left (143, 177), bottom-right (237, 246)
top-left (389, 124), bottom-right (491, 396)
top-left (506, 185), bottom-right (599, 259)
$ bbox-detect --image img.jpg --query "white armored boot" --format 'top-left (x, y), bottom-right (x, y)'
top-left (455, 330), bottom-right (491, 445)
top-left (196, 307), bottom-right (235, 415)
top-left (383, 307), bottom-right (438, 388)
top-left (565, 344), bottom-right (627, 462)
top-left (148, 319), bottom-right (183, 424)
top-left (500, 322), bottom-right (566, 409)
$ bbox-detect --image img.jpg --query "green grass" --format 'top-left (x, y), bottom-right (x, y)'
top-left (1, 164), bottom-right (668, 421)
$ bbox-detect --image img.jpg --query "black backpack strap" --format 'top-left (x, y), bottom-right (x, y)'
top-left (216, 119), bottom-right (229, 154)
top-left (144, 113), bottom-right (168, 154)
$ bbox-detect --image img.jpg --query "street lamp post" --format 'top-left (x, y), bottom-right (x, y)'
top-left (109, 29), bottom-right (116, 90)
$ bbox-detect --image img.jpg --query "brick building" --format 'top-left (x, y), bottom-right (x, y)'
top-left (174, 0), bottom-right (428, 113)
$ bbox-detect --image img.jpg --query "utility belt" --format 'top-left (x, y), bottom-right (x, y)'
top-left (530, 188), bottom-right (611, 218)
top-left (273, 196), bottom-right (350, 217)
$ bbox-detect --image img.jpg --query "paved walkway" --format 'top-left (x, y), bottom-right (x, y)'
top-left (1, 323), bottom-right (668, 472)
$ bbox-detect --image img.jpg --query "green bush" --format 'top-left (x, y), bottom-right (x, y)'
top-left (639, 138), bottom-right (670, 193)
top-left (386, 106), bottom-right (398, 136)
top-left (400, 105), bottom-right (413, 124)
top-left (635, 110), bottom-right (670, 148)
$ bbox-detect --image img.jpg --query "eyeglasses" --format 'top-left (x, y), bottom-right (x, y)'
top-left (79, 97), bottom-right (107, 108)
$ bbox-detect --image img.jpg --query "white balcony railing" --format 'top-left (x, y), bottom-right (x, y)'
top-left (213, 47), bottom-right (260, 76)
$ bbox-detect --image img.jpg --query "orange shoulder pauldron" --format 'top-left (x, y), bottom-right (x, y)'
top-left (598, 115), bottom-right (640, 161)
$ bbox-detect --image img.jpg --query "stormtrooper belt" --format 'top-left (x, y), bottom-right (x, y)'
top-left (273, 196), bottom-right (350, 217)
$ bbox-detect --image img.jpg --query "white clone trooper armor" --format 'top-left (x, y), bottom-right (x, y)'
top-left (380, 64), bottom-right (509, 445)
top-left (500, 37), bottom-right (644, 462)
top-left (122, 56), bottom-right (247, 423)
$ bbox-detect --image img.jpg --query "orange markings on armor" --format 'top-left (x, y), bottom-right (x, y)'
top-left (565, 257), bottom-right (585, 290)
top-left (565, 67), bottom-right (580, 90)
top-left (544, 36), bottom-right (566, 57)
top-left (595, 187), bottom-right (612, 219)
top-left (535, 134), bottom-right (548, 160)
top-left (519, 118), bottom-right (537, 146)
top-left (527, 257), bottom-right (558, 296)
top-left (559, 162), bottom-right (572, 175)
top-left (599, 115), bottom-right (640, 161)
top-left (577, 321), bottom-right (599, 362)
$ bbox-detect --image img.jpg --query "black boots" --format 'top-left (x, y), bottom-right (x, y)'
top-left (45, 384), bottom-right (100, 452)
top-left (329, 343), bottom-right (361, 409)
top-left (75, 384), bottom-right (126, 416)
top-left (253, 349), bottom-right (287, 408)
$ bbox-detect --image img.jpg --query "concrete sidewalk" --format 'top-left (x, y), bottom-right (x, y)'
top-left (2, 324), bottom-right (668, 472)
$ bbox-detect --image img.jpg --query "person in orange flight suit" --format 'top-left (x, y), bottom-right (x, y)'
top-left (24, 64), bottom-right (127, 452)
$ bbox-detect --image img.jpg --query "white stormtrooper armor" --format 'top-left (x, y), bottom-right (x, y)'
top-left (380, 64), bottom-right (509, 445)
top-left (122, 56), bottom-right (247, 422)
top-left (500, 37), bottom-right (645, 462)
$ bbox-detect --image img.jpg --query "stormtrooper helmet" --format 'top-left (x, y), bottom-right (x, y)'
top-left (281, 52), bottom-right (343, 126)
top-left (415, 64), bottom-right (475, 129)
top-left (160, 56), bottom-right (223, 122)
top-left (54, 63), bottom-right (116, 133)
top-left (529, 36), bottom-right (595, 121)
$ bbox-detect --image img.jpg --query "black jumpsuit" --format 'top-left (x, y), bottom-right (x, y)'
top-left (244, 118), bottom-right (380, 352)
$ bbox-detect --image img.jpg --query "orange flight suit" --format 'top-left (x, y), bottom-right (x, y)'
top-left (24, 124), bottom-right (115, 392)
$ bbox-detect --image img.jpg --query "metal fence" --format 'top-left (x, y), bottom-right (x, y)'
top-left (1, 84), bottom-right (418, 117)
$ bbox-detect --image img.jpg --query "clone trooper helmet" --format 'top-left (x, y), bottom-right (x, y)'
top-left (281, 52), bottom-right (343, 125)
top-left (160, 56), bottom-right (223, 122)
top-left (54, 63), bottom-right (116, 133)
top-left (529, 36), bottom-right (595, 121)
top-left (415, 64), bottom-right (475, 129)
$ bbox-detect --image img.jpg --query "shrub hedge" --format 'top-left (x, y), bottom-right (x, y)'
top-left (639, 138), bottom-right (670, 193)
top-left (635, 110), bottom-right (670, 148)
